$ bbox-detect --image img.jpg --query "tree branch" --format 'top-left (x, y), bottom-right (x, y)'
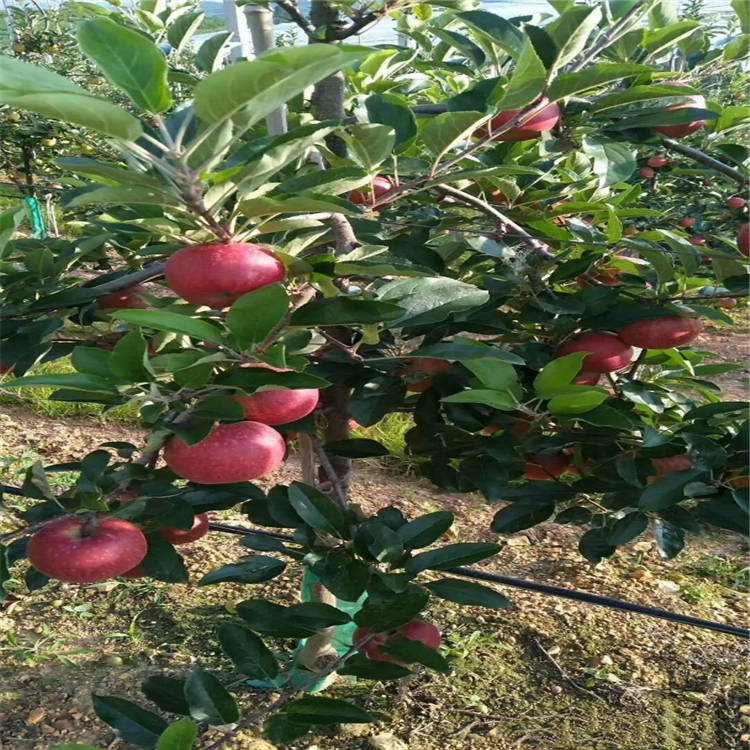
top-left (327, 213), bottom-right (362, 257)
top-left (273, 0), bottom-right (316, 36)
top-left (86, 262), bottom-right (167, 295)
top-left (659, 136), bottom-right (749, 187)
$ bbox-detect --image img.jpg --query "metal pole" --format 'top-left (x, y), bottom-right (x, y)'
top-left (222, 0), bottom-right (253, 61)
top-left (244, 4), bottom-right (288, 136)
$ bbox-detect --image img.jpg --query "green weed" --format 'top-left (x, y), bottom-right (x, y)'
top-left (351, 412), bottom-right (420, 473)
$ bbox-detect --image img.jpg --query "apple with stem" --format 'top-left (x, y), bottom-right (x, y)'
top-left (348, 176), bottom-right (397, 206)
top-left (27, 515), bottom-right (148, 583)
top-left (164, 421), bottom-right (286, 484)
top-left (555, 331), bottom-right (634, 373)
top-left (475, 99), bottom-right (560, 142)
top-left (617, 308), bottom-right (702, 349)
top-left (653, 81), bottom-right (707, 138)
top-left (164, 243), bottom-right (285, 308)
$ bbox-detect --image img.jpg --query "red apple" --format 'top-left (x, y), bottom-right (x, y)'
top-left (617, 308), bottom-right (702, 349)
top-left (475, 100), bottom-right (560, 142)
top-left (27, 516), bottom-right (148, 584)
top-left (406, 378), bottom-right (433, 393)
top-left (164, 243), bottom-right (285, 308)
top-left (98, 284), bottom-right (149, 311)
top-left (556, 331), bottom-right (634, 373)
top-left (577, 267), bottom-right (622, 288)
top-left (718, 297), bottom-right (737, 309)
top-left (738, 224), bottom-right (749, 257)
top-left (653, 81), bottom-right (707, 138)
top-left (232, 387), bottom-right (319, 425)
top-left (353, 620), bottom-right (441, 663)
top-left (158, 513), bottom-right (210, 545)
top-left (638, 167), bottom-right (655, 178)
top-left (688, 235), bottom-right (707, 246)
top-left (348, 176), bottom-right (397, 205)
top-left (407, 358), bottom-right (451, 375)
top-left (120, 564), bottom-right (146, 578)
top-left (727, 196), bottom-right (745, 210)
top-left (164, 421), bottom-right (286, 484)
top-left (513, 413), bottom-right (536, 435)
top-left (573, 371), bottom-right (601, 385)
top-left (524, 454), bottom-right (579, 480)
top-left (678, 217), bottom-right (697, 228)
top-left (651, 454), bottom-right (692, 476)
top-left (647, 155), bottom-right (668, 168)
top-left (0, 362), bottom-right (12, 375)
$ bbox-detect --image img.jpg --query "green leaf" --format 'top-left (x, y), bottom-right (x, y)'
top-left (456, 11), bottom-right (524, 58)
top-left (355, 589), bottom-right (430, 632)
top-left (263, 714), bottom-right (311, 744)
top-left (78, 18), bottom-right (172, 113)
top-left (432, 27), bottom-right (486, 66)
top-left (442, 389), bottom-right (517, 410)
top-left (378, 636), bottom-right (450, 673)
top-left (491, 502), bottom-right (555, 534)
top-left (0, 57), bottom-right (142, 140)
top-left (290, 298), bottom-right (404, 326)
top-left (325, 439), bottom-right (389, 458)
top-left (421, 111), bottom-right (486, 164)
top-left (288, 482), bottom-right (345, 537)
top-left (157, 719), bottom-right (197, 750)
top-left (378, 277), bottom-right (489, 328)
top-left (425, 578), bottom-right (511, 609)
top-left (109, 330), bottom-right (152, 382)
top-left (139, 534), bottom-right (189, 583)
top-left (578, 528), bottom-right (616, 563)
top-left (549, 4), bottom-right (602, 68)
top-left (733, 0), bottom-right (750, 33)
top-left (548, 63), bottom-right (652, 101)
top-left (63, 185), bottom-right (181, 209)
top-left (638, 470), bottom-right (704, 511)
top-left (283, 696), bottom-right (374, 724)
top-left (184, 670), bottom-right (239, 725)
top-left (652, 520), bottom-right (685, 559)
top-left (608, 511), bottom-right (648, 546)
top-left (217, 624), bottom-right (279, 681)
top-left (3, 373), bottom-right (119, 394)
top-left (408, 343), bottom-right (524, 365)
top-left (196, 32), bottom-right (232, 73)
top-left (309, 551), bottom-right (371, 602)
top-left (338, 654), bottom-right (412, 680)
top-left (684, 401), bottom-right (749, 421)
top-left (464, 359), bottom-right (520, 392)
top-left (696, 497), bottom-right (748, 536)
top-left (582, 136), bottom-right (636, 187)
top-left (575, 405), bottom-right (637, 431)
top-left (548, 389), bottom-right (608, 415)
top-left (534, 353), bottom-right (587, 397)
top-left (642, 20), bottom-right (700, 59)
top-left (141, 676), bottom-right (190, 716)
top-left (0, 205), bottom-right (26, 259)
top-left (345, 123), bottom-right (396, 170)
top-left (405, 542), bottom-right (501, 573)
top-left (198, 556), bottom-right (286, 585)
top-left (238, 194), bottom-right (361, 218)
top-left (495, 37), bottom-right (548, 110)
top-left (92, 695), bottom-right (168, 746)
top-left (111, 310), bottom-right (224, 345)
top-left (396, 511), bottom-right (454, 549)
top-left (166, 11), bottom-right (205, 53)
top-left (194, 45), bottom-right (369, 127)
top-left (365, 93), bottom-right (418, 149)
top-left (225, 284), bottom-right (289, 346)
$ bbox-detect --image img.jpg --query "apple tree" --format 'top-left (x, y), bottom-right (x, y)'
top-left (0, 0), bottom-right (748, 746)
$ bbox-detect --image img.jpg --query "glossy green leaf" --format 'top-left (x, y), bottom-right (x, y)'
top-left (287, 481), bottom-right (345, 537)
top-left (325, 439), bottom-right (389, 458)
top-left (442, 389), bottom-right (517, 410)
top-left (346, 123), bottom-right (396, 170)
top-left (496, 37), bottom-right (548, 110)
top-left (365, 93), bottom-right (418, 149)
top-left (578, 527), bottom-right (617, 563)
top-left (139, 534), bottom-right (190, 583)
top-left (0, 204), bottom-right (26, 259)
top-left (533, 353), bottom-right (587, 396)
top-left (111, 310), bottom-right (224, 345)
top-left (355, 589), bottom-right (429, 632)
top-left (141, 675), bottom-right (190, 716)
top-left (195, 32), bottom-right (231, 73)
top-left (217, 624), bottom-right (279, 681)
top-left (396, 511), bottom-right (454, 549)
top-left (166, 11), bottom-right (205, 53)
top-left (291, 297), bottom-right (405, 326)
top-left (194, 45), bottom-right (369, 126)
top-left (63, 184), bottom-right (181, 209)
top-left (549, 4), bottom-right (602, 68)
top-left (156, 719), bottom-right (197, 750)
top-left (425, 578), bottom-right (511, 609)
top-left (338, 654), bottom-right (412, 679)
top-left (408, 343), bottom-right (524, 365)
top-left (0, 57), bottom-right (142, 140)
top-left (548, 389), bottom-right (609, 415)
top-left (184, 670), bottom-right (239, 725)
top-left (548, 63), bottom-right (652, 101)
top-left (608, 511), bottom-right (648, 546)
top-left (491, 502), bottom-right (555, 534)
top-left (638, 469), bottom-right (704, 511)
top-left (405, 542), bottom-right (501, 573)
top-left (92, 694), bottom-right (168, 746)
top-left (78, 18), bottom-right (172, 113)
top-left (582, 136), bottom-right (636, 187)
top-left (378, 636), bottom-right (450, 673)
top-left (652, 520), bottom-right (685, 559)
top-left (3, 373), bottom-right (119, 394)
top-left (225, 284), bottom-right (289, 346)
top-left (421, 111), bottom-right (485, 164)
top-left (283, 696), bottom-right (374, 724)
top-left (198, 556), bottom-right (286, 585)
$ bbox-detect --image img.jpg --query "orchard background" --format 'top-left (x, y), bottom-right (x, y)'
top-left (0, 0), bottom-right (749, 749)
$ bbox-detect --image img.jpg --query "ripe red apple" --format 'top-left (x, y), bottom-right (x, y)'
top-left (678, 217), bottom-right (697, 228)
top-left (475, 99), bottom-right (560, 142)
top-left (164, 243), bottom-right (285, 308)
top-left (651, 454), bottom-right (692, 476)
top-left (353, 620), bottom-right (441, 663)
top-left (738, 224), bottom-right (749, 257)
top-left (647, 155), bottom-right (668, 168)
top-left (617, 308), bottom-right (702, 349)
top-left (718, 297), bottom-right (738, 309)
top-left (97, 284), bottom-right (149, 311)
top-left (556, 331), bottom-right (634, 373)
top-left (407, 358), bottom-right (451, 375)
top-left (524, 454), bottom-right (579, 480)
top-left (406, 378), bottom-right (433, 393)
top-left (688, 235), bottom-right (707, 246)
top-left (348, 176), bottom-right (397, 205)
top-left (158, 513), bottom-right (210, 545)
top-left (653, 81), bottom-right (707, 138)
top-left (573, 371), bottom-right (600, 385)
top-left (638, 167), bottom-right (655, 178)
top-left (232, 386), bottom-right (319, 425)
top-left (489, 189), bottom-right (510, 204)
top-left (27, 516), bottom-right (148, 584)
top-left (512, 413), bottom-right (536, 435)
top-left (163, 421), bottom-right (286, 484)
top-left (577, 267), bottom-right (621, 288)
top-left (727, 196), bottom-right (746, 210)
top-left (120, 564), bottom-right (146, 578)
top-left (0, 362), bottom-right (12, 375)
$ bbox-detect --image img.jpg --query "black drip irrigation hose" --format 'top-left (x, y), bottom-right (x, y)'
top-left (208, 522), bottom-right (750, 641)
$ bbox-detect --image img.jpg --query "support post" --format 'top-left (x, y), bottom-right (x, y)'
top-left (222, 0), bottom-right (253, 60)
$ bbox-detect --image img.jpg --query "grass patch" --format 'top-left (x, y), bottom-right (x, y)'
top-left (0, 357), bottom-right (140, 424)
top-left (352, 412), bottom-right (420, 473)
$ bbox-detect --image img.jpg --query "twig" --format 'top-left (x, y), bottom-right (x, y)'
top-left (533, 637), bottom-right (606, 703)
top-left (179, 186), bottom-right (233, 242)
top-left (255, 286), bottom-right (317, 354)
top-left (86, 262), bottom-right (167, 295)
top-left (273, 0), bottom-right (316, 36)
top-left (312, 436), bottom-right (349, 512)
top-left (327, 213), bottom-right (362, 257)
top-left (0, 518), bottom-right (57, 544)
top-left (659, 136), bottom-right (749, 187)
top-left (317, 329), bottom-right (364, 361)
top-left (326, 0), bottom-right (402, 41)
